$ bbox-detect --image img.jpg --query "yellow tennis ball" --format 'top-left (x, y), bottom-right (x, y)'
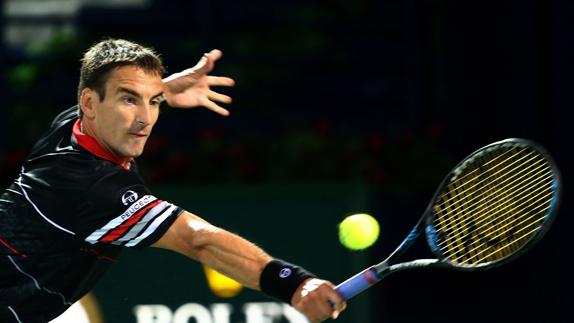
top-left (339, 213), bottom-right (380, 250)
top-left (203, 265), bottom-right (243, 298)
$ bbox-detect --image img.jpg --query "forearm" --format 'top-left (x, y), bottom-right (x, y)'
top-left (153, 211), bottom-right (272, 289)
top-left (189, 226), bottom-right (272, 290)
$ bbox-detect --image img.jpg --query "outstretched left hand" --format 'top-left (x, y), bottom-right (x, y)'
top-left (162, 49), bottom-right (235, 116)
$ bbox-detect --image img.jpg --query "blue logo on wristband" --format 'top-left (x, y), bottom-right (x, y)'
top-left (279, 268), bottom-right (292, 278)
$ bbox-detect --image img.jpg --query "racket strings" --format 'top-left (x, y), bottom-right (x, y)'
top-left (431, 145), bottom-right (555, 265)
top-left (436, 149), bottom-right (539, 211)
top-left (436, 160), bottom-right (551, 252)
top-left (441, 145), bottom-right (518, 189)
top-left (439, 186), bottom-right (550, 264)
top-left (436, 146), bottom-right (545, 226)
top-left (435, 159), bottom-right (549, 249)
top-left (472, 198), bottom-right (553, 264)
top-left (443, 185), bottom-right (553, 264)
top-left (475, 178), bottom-right (552, 261)
top-left (444, 167), bottom-right (551, 263)
top-left (434, 152), bottom-right (548, 249)
top-left (439, 163), bottom-right (551, 264)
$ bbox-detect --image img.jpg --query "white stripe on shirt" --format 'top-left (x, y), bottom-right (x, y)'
top-left (7, 306), bottom-right (22, 323)
top-left (116, 201), bottom-right (170, 244)
top-left (16, 177), bottom-right (75, 236)
top-left (85, 195), bottom-right (156, 244)
top-left (125, 204), bottom-right (177, 247)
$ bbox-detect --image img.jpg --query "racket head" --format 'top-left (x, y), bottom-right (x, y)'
top-left (424, 138), bottom-right (560, 270)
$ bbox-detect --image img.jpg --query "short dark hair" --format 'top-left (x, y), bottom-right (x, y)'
top-left (77, 39), bottom-right (165, 117)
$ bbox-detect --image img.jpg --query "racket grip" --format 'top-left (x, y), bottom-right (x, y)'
top-left (335, 267), bottom-right (380, 301)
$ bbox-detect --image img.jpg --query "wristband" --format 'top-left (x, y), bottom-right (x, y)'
top-left (260, 259), bottom-right (316, 304)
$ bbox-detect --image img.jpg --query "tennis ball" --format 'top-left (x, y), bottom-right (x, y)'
top-left (203, 265), bottom-right (243, 298)
top-left (339, 213), bottom-right (380, 250)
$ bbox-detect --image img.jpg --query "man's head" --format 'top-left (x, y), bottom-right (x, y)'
top-left (78, 39), bottom-right (165, 164)
top-left (78, 39), bottom-right (165, 115)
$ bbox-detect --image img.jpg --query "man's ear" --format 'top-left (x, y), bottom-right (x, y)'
top-left (80, 88), bottom-right (98, 119)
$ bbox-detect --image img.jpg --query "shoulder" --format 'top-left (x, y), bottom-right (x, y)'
top-left (87, 167), bottom-right (148, 199)
top-left (51, 106), bottom-right (79, 127)
top-left (27, 106), bottom-right (78, 160)
top-left (53, 158), bottom-right (147, 200)
top-left (21, 147), bottom-right (143, 206)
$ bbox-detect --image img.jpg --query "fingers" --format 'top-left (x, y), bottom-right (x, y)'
top-left (208, 90), bottom-right (232, 105)
top-left (330, 295), bottom-right (347, 319)
top-left (206, 76), bottom-right (234, 112)
top-left (207, 76), bottom-right (235, 87)
top-left (206, 49), bottom-right (223, 62)
top-left (323, 282), bottom-right (346, 319)
top-left (194, 49), bottom-right (223, 75)
top-left (293, 279), bottom-right (347, 322)
top-left (201, 98), bottom-right (230, 117)
top-left (179, 50), bottom-right (233, 84)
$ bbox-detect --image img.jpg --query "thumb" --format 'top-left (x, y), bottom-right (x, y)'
top-left (193, 49), bottom-right (221, 75)
top-left (206, 49), bottom-right (223, 62)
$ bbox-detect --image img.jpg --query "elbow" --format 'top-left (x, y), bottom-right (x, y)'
top-left (178, 217), bottom-right (222, 260)
top-left (153, 211), bottom-right (224, 262)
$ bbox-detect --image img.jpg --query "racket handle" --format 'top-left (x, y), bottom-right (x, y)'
top-left (335, 267), bottom-right (380, 301)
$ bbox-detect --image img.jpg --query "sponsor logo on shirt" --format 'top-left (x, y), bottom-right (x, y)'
top-left (120, 195), bottom-right (154, 221)
top-left (121, 190), bottom-right (139, 206)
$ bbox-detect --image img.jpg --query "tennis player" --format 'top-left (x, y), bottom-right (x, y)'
top-left (0, 39), bottom-right (346, 322)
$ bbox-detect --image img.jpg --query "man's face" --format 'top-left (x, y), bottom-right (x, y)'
top-left (87, 65), bottom-right (163, 161)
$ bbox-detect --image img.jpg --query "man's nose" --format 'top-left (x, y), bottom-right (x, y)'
top-left (136, 105), bottom-right (153, 126)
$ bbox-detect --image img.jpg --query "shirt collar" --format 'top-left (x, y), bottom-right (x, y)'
top-left (72, 119), bottom-right (132, 170)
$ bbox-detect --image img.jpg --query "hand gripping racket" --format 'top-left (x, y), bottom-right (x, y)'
top-left (335, 138), bottom-right (561, 301)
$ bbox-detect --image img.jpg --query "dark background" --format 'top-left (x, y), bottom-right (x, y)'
top-left (1, 0), bottom-right (572, 322)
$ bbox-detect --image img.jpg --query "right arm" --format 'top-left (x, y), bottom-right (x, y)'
top-left (152, 211), bottom-right (347, 321)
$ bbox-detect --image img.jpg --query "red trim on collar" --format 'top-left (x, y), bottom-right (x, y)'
top-left (72, 120), bottom-right (131, 170)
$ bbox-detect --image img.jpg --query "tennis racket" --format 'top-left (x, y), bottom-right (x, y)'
top-left (335, 138), bottom-right (561, 301)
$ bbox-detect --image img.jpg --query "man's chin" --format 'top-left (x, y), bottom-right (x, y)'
top-left (118, 148), bottom-right (144, 160)
top-left (127, 150), bottom-right (144, 159)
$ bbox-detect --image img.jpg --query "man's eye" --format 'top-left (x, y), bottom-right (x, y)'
top-left (151, 100), bottom-right (161, 107)
top-left (123, 97), bottom-right (136, 105)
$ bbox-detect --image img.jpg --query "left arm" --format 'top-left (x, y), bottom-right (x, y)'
top-left (162, 50), bottom-right (235, 116)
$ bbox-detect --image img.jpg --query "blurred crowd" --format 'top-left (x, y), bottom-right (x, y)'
top-left (1, 0), bottom-right (452, 197)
